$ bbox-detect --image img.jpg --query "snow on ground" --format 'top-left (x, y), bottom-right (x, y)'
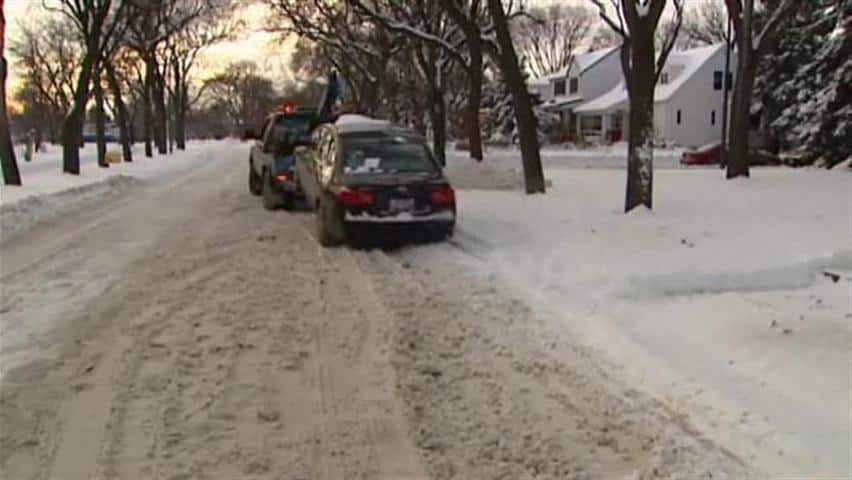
top-left (450, 142), bottom-right (686, 172)
top-left (434, 151), bottom-right (852, 477)
top-left (0, 140), bottom-right (242, 240)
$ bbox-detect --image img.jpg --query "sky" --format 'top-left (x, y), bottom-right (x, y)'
top-left (3, 0), bottom-right (290, 95)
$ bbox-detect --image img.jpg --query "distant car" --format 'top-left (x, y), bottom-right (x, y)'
top-left (246, 109), bottom-right (315, 210)
top-left (681, 142), bottom-right (781, 166)
top-left (295, 114), bottom-right (456, 247)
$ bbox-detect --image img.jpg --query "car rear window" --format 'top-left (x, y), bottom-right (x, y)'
top-left (267, 115), bottom-right (312, 154)
top-left (340, 132), bottom-right (437, 175)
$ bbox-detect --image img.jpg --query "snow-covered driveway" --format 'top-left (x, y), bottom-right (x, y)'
top-left (432, 157), bottom-right (851, 477)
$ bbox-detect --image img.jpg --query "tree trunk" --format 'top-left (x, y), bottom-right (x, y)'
top-left (625, 33), bottom-right (656, 211)
top-left (427, 81), bottom-right (447, 166)
top-left (105, 63), bottom-right (133, 162)
top-left (143, 65), bottom-right (154, 158)
top-left (0, 57), bottom-right (22, 185)
top-left (94, 71), bottom-right (108, 168)
top-left (467, 38), bottom-right (484, 162)
top-left (146, 58), bottom-right (166, 155)
top-left (61, 45), bottom-right (98, 175)
top-left (175, 73), bottom-right (187, 150)
top-left (487, 0), bottom-right (545, 194)
top-left (727, 51), bottom-right (756, 179)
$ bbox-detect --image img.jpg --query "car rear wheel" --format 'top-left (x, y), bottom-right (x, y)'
top-left (262, 169), bottom-right (282, 210)
top-left (316, 201), bottom-right (342, 247)
top-left (249, 161), bottom-right (262, 196)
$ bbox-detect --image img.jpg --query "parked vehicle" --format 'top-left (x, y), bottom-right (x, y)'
top-left (246, 107), bottom-right (315, 210)
top-left (681, 142), bottom-right (782, 166)
top-left (296, 114), bottom-right (456, 247)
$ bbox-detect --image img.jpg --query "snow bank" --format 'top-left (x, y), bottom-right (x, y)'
top-left (0, 175), bottom-right (142, 242)
top-left (618, 250), bottom-right (852, 298)
top-left (0, 140), bottom-right (238, 240)
top-left (423, 161), bottom-right (851, 476)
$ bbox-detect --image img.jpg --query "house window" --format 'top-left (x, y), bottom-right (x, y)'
top-left (677, 109), bottom-right (682, 125)
top-left (661, 72), bottom-right (670, 85)
top-left (714, 71), bottom-right (734, 90)
top-left (569, 77), bottom-right (578, 94)
top-left (711, 110), bottom-right (716, 125)
top-left (554, 79), bottom-right (566, 96)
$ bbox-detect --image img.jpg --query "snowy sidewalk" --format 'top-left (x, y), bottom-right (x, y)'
top-left (437, 155), bottom-right (851, 477)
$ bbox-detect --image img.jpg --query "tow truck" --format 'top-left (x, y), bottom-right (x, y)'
top-left (245, 72), bottom-right (343, 210)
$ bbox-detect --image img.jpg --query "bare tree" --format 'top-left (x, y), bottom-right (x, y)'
top-left (486, 0), bottom-right (546, 193)
top-left (1, 5), bottom-right (22, 186)
top-left (46, 0), bottom-right (128, 174)
top-left (723, 0), bottom-right (801, 179)
top-left (167, 6), bottom-right (239, 150)
top-left (591, 0), bottom-right (684, 212)
top-left (681, 1), bottom-right (729, 47)
top-left (589, 24), bottom-right (621, 50)
top-left (265, 0), bottom-right (405, 115)
top-left (514, 3), bottom-right (595, 78)
top-left (10, 16), bottom-right (81, 143)
top-left (202, 61), bottom-right (281, 136)
top-left (351, 0), bottom-right (468, 166)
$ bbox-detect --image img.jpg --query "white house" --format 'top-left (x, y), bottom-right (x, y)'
top-left (531, 47), bottom-right (622, 140)
top-left (574, 43), bottom-right (735, 148)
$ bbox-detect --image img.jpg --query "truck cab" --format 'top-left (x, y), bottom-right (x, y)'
top-left (247, 108), bottom-right (315, 210)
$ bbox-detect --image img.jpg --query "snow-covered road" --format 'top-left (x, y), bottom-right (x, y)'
top-left (0, 142), bottom-right (751, 479)
top-left (431, 154), bottom-right (852, 478)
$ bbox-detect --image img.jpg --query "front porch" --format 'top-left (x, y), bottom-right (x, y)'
top-left (575, 110), bottom-right (628, 145)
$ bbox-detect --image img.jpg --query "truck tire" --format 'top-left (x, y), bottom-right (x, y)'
top-left (249, 160), bottom-right (262, 196)
top-left (262, 169), bottom-right (282, 210)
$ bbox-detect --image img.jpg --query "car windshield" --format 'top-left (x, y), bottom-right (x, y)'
top-left (340, 132), bottom-right (437, 175)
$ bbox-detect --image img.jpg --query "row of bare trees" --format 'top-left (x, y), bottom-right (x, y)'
top-left (3, 0), bottom-right (239, 181)
top-left (265, 0), bottom-right (551, 193)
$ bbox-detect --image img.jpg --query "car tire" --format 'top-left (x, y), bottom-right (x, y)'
top-left (316, 201), bottom-right (341, 247)
top-left (262, 169), bottom-right (282, 210)
top-left (249, 161), bottom-right (262, 196)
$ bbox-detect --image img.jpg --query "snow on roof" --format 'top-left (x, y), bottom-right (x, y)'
top-left (543, 93), bottom-right (584, 109)
top-left (575, 46), bottom-right (618, 73)
top-left (575, 83), bottom-right (627, 114)
top-left (655, 43), bottom-right (724, 102)
top-left (334, 114), bottom-right (391, 133)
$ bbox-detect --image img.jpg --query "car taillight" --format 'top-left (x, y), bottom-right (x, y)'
top-left (336, 187), bottom-right (375, 207)
top-left (430, 185), bottom-right (455, 209)
top-left (275, 172), bottom-right (292, 182)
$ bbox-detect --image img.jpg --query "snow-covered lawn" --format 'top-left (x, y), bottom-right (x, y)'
top-left (440, 151), bottom-right (851, 477)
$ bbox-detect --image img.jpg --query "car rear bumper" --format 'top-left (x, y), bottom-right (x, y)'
top-left (343, 210), bottom-right (455, 224)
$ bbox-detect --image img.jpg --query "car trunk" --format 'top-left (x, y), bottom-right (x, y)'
top-left (340, 174), bottom-right (447, 217)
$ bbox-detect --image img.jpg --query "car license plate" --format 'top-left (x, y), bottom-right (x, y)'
top-left (389, 198), bottom-right (414, 212)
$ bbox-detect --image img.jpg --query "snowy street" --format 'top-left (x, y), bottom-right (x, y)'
top-left (0, 142), bottom-right (848, 479)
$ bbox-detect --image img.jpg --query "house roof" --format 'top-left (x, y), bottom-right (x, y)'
top-left (528, 46), bottom-right (619, 85)
top-left (575, 43), bottom-right (725, 115)
top-left (574, 83), bottom-right (628, 114)
top-left (543, 93), bottom-right (584, 109)
top-left (655, 43), bottom-right (724, 102)
top-left (575, 46), bottom-right (618, 73)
